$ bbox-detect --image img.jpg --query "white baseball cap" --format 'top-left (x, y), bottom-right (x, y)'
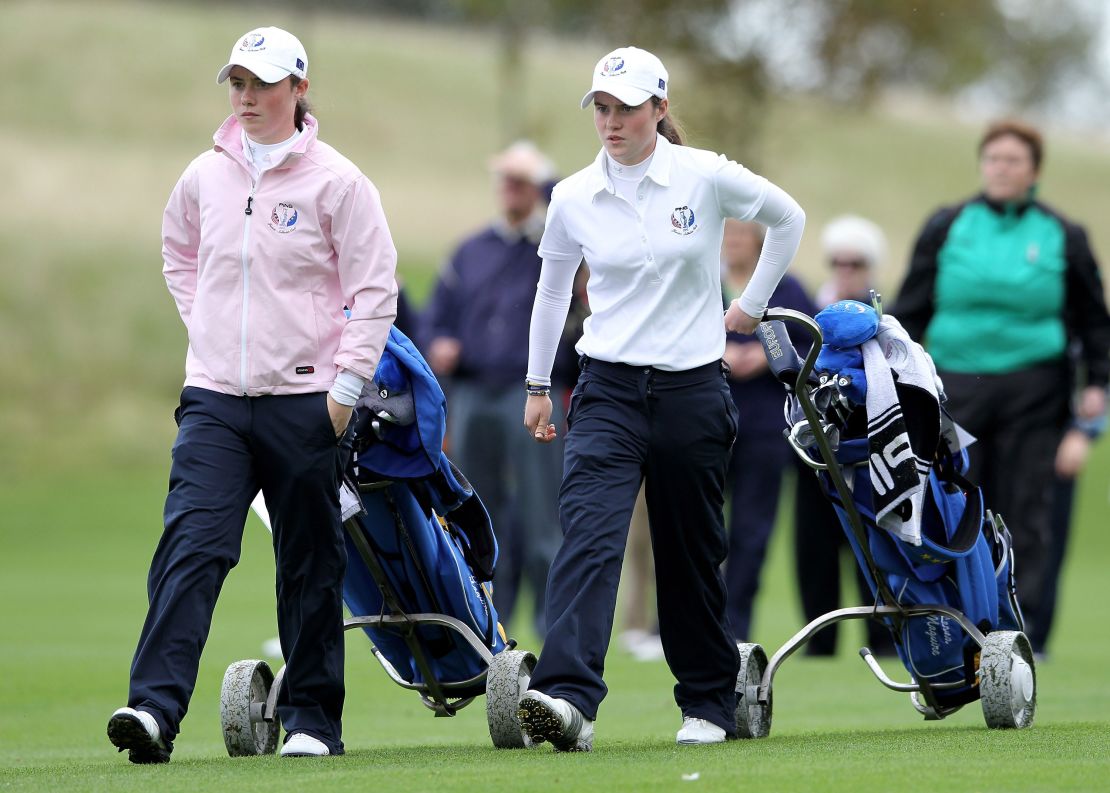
top-left (216, 27), bottom-right (308, 85)
top-left (580, 46), bottom-right (669, 110)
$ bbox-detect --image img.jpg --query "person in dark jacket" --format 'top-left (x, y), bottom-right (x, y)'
top-left (719, 219), bottom-right (816, 642)
top-left (893, 119), bottom-right (1110, 652)
top-left (423, 141), bottom-right (573, 637)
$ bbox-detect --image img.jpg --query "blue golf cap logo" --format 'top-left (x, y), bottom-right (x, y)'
top-left (241, 33), bottom-right (266, 51)
top-left (602, 56), bottom-right (626, 76)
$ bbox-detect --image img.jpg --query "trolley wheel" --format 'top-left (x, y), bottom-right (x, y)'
top-left (486, 649), bottom-right (537, 749)
top-left (979, 631), bottom-right (1036, 729)
top-left (735, 643), bottom-right (772, 739)
top-left (221, 659), bottom-right (280, 756)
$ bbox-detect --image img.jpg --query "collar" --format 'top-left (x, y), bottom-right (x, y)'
top-left (979, 184), bottom-right (1037, 218)
top-left (213, 113), bottom-right (318, 169)
top-left (586, 133), bottom-right (673, 198)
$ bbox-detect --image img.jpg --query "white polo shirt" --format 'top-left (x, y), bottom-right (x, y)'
top-left (527, 134), bottom-right (805, 381)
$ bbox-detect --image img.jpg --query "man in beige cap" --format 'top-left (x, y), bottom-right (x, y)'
top-left (423, 141), bottom-right (574, 639)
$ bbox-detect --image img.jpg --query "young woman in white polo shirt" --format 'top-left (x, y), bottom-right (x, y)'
top-left (521, 46), bottom-right (804, 750)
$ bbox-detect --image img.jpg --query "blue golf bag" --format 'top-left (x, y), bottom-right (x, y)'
top-left (341, 326), bottom-right (507, 700)
top-left (758, 303), bottom-right (1030, 718)
top-left (812, 434), bottom-right (1024, 709)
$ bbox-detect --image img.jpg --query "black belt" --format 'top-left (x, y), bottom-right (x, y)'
top-left (580, 355), bottom-right (726, 382)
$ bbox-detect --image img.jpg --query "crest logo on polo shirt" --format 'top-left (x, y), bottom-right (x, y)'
top-left (602, 56), bottom-right (626, 76)
top-left (241, 33), bottom-right (266, 51)
top-left (269, 202), bottom-right (298, 233)
top-left (670, 205), bottom-right (698, 235)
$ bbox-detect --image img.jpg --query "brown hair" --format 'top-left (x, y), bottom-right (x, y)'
top-left (652, 96), bottom-right (685, 146)
top-left (290, 76), bottom-right (312, 130)
top-left (979, 119), bottom-right (1043, 170)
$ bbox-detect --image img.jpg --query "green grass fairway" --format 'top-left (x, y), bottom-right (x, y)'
top-left (1, 452), bottom-right (1108, 791)
top-left (4, 1), bottom-right (1110, 790)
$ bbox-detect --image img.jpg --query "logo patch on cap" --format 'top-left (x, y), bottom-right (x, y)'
top-left (658, 78), bottom-right (666, 90)
top-left (601, 56), bottom-right (626, 76)
top-left (269, 202), bottom-right (299, 233)
top-left (241, 33), bottom-right (266, 51)
top-left (296, 58), bottom-right (305, 71)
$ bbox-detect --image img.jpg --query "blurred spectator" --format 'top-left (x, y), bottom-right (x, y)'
top-left (893, 119), bottom-right (1110, 654)
top-left (422, 141), bottom-right (572, 637)
top-left (719, 220), bottom-right (816, 642)
top-left (795, 214), bottom-right (896, 656)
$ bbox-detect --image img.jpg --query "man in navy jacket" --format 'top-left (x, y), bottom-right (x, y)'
top-left (423, 142), bottom-right (575, 637)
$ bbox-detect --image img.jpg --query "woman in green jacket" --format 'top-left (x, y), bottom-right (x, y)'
top-left (893, 119), bottom-right (1110, 653)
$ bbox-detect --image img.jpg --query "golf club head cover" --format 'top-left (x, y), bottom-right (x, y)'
top-left (815, 345), bottom-right (867, 404)
top-left (757, 320), bottom-right (808, 389)
top-left (815, 300), bottom-right (880, 348)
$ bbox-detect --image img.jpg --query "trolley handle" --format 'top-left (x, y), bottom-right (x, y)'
top-left (759, 308), bottom-right (823, 394)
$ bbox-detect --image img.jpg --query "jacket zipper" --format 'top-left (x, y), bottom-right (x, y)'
top-left (240, 177), bottom-right (257, 395)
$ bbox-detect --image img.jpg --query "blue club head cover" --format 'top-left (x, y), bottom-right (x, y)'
top-left (835, 366), bottom-right (868, 404)
top-left (815, 344), bottom-right (864, 375)
top-left (815, 344), bottom-right (868, 405)
top-left (815, 300), bottom-right (880, 348)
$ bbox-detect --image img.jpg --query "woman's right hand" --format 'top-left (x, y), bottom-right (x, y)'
top-left (724, 299), bottom-right (761, 335)
top-left (524, 394), bottom-right (557, 443)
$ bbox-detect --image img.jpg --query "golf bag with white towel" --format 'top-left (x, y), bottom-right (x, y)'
top-left (730, 300), bottom-right (1036, 738)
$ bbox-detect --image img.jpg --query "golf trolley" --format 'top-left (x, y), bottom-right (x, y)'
top-left (217, 327), bottom-right (539, 755)
top-left (730, 307), bottom-right (1036, 739)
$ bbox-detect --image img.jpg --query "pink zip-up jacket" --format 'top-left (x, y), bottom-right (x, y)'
top-left (162, 113), bottom-right (398, 396)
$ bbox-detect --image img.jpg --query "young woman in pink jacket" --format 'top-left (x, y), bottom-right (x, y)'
top-left (107, 26), bottom-right (398, 762)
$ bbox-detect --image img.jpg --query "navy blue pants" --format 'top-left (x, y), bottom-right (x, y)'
top-left (530, 358), bottom-right (741, 733)
top-left (127, 386), bottom-right (348, 753)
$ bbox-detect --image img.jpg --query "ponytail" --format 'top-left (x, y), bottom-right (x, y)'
top-left (290, 76), bottom-right (312, 130)
top-left (652, 96), bottom-right (685, 146)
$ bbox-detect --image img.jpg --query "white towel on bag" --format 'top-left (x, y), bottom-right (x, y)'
top-left (860, 315), bottom-right (942, 545)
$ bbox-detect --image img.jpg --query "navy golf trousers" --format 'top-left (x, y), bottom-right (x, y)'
top-left (127, 386), bottom-right (348, 753)
top-left (529, 358), bottom-right (741, 734)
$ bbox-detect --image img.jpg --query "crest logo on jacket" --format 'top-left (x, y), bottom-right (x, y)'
top-left (241, 33), bottom-right (266, 51)
top-left (269, 202), bottom-right (298, 233)
top-left (670, 205), bottom-right (698, 235)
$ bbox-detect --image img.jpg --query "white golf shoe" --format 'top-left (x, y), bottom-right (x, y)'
top-left (518, 690), bottom-right (594, 752)
top-left (280, 732), bottom-right (331, 757)
top-left (676, 717), bottom-right (727, 745)
top-left (107, 707), bottom-right (171, 764)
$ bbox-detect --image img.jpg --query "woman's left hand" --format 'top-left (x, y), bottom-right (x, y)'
top-left (326, 394), bottom-right (354, 437)
top-left (724, 299), bottom-right (762, 335)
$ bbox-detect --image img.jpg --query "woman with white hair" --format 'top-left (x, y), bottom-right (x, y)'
top-left (814, 214), bottom-right (886, 306)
